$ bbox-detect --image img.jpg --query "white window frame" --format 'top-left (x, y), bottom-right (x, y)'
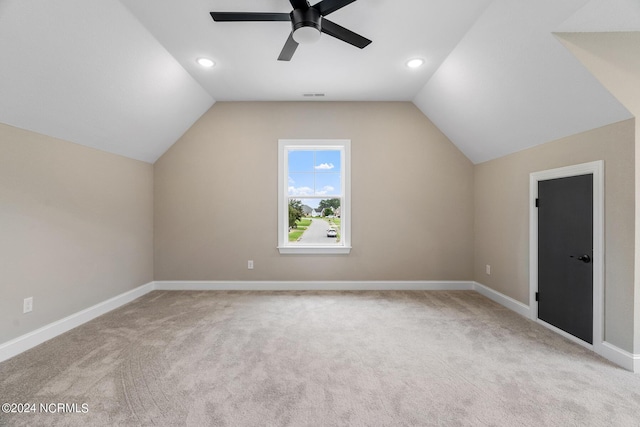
top-left (278, 139), bottom-right (351, 255)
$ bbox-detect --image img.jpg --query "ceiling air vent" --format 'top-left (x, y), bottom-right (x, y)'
top-left (303, 93), bottom-right (325, 97)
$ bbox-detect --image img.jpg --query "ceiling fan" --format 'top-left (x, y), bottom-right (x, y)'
top-left (210, 0), bottom-right (372, 61)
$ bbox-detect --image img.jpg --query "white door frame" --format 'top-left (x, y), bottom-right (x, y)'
top-left (529, 160), bottom-right (604, 352)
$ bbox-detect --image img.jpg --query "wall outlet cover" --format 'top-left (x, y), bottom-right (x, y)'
top-left (23, 297), bottom-right (33, 313)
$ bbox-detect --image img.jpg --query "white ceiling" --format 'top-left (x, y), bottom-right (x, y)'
top-left (413, 0), bottom-right (633, 163)
top-left (557, 32), bottom-right (640, 123)
top-left (0, 0), bottom-right (636, 163)
top-left (120, 0), bottom-right (492, 102)
top-left (0, 0), bottom-right (213, 163)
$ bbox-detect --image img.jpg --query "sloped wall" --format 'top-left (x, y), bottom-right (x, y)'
top-left (0, 124), bottom-right (154, 344)
top-left (474, 119), bottom-right (635, 352)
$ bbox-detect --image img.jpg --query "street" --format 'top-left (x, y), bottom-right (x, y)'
top-left (297, 219), bottom-right (337, 244)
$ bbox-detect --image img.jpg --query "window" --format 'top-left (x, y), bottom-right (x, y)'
top-left (278, 139), bottom-right (351, 254)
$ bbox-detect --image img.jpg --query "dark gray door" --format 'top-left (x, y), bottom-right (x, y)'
top-left (538, 174), bottom-right (593, 344)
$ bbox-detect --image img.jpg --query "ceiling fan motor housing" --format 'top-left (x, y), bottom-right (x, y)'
top-left (290, 7), bottom-right (322, 44)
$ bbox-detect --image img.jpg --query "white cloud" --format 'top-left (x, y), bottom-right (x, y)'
top-left (288, 186), bottom-right (314, 196)
top-left (315, 163), bottom-right (334, 170)
top-left (288, 176), bottom-right (295, 184)
top-left (316, 185), bottom-right (335, 195)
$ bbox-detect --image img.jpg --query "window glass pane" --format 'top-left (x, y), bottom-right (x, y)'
top-left (288, 173), bottom-right (314, 196)
top-left (315, 173), bottom-right (341, 197)
top-left (288, 150), bottom-right (315, 173)
top-left (288, 197), bottom-right (342, 246)
top-left (314, 150), bottom-right (341, 173)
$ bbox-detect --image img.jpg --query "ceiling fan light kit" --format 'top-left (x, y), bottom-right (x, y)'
top-left (210, 0), bottom-right (371, 61)
top-left (291, 8), bottom-right (322, 44)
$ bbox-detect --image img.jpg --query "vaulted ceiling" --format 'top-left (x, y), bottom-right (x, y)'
top-left (0, 0), bottom-right (637, 164)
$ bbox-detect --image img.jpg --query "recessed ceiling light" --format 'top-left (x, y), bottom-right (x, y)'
top-left (197, 57), bottom-right (215, 68)
top-left (406, 58), bottom-right (425, 69)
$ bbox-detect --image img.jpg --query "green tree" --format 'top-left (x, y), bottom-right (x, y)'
top-left (318, 198), bottom-right (340, 211)
top-left (322, 207), bottom-right (334, 217)
top-left (288, 199), bottom-right (304, 228)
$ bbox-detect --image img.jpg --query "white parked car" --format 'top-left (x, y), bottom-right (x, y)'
top-left (327, 229), bottom-right (338, 238)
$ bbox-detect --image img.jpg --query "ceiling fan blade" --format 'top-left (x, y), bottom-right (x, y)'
top-left (278, 33), bottom-right (299, 61)
top-left (289, 0), bottom-right (310, 9)
top-left (313, 0), bottom-right (357, 16)
top-left (210, 12), bottom-right (290, 22)
top-left (320, 18), bottom-right (371, 49)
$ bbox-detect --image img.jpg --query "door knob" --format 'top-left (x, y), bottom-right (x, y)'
top-left (570, 254), bottom-right (591, 263)
top-left (577, 255), bottom-right (591, 263)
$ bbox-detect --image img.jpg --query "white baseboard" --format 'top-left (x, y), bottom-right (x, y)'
top-left (0, 280), bottom-right (473, 363)
top-left (0, 282), bottom-right (155, 363)
top-left (472, 281), bottom-right (531, 318)
top-left (3, 280), bottom-right (638, 373)
top-left (599, 341), bottom-right (640, 373)
top-left (154, 280), bottom-right (475, 291)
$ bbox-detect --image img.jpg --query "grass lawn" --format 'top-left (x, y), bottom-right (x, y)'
top-left (325, 218), bottom-right (341, 228)
top-left (297, 218), bottom-right (312, 227)
top-left (288, 218), bottom-right (312, 241)
top-left (288, 229), bottom-right (305, 241)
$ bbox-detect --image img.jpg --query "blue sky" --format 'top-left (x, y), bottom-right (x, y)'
top-left (288, 149), bottom-right (341, 209)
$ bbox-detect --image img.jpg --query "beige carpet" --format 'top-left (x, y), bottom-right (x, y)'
top-left (1, 290), bottom-right (639, 426)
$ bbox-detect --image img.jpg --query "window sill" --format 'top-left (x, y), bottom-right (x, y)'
top-left (277, 246), bottom-right (352, 255)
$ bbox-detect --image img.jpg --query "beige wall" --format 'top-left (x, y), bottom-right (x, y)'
top-left (474, 119), bottom-right (635, 352)
top-left (556, 31), bottom-right (640, 357)
top-left (0, 124), bottom-right (154, 344)
top-left (154, 102), bottom-right (474, 281)
top-left (4, 98), bottom-right (635, 357)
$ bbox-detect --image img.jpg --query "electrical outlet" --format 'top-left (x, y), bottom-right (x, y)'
top-left (486, 265), bottom-right (491, 275)
top-left (23, 297), bottom-right (33, 313)
top-left (248, 260), bottom-right (254, 270)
